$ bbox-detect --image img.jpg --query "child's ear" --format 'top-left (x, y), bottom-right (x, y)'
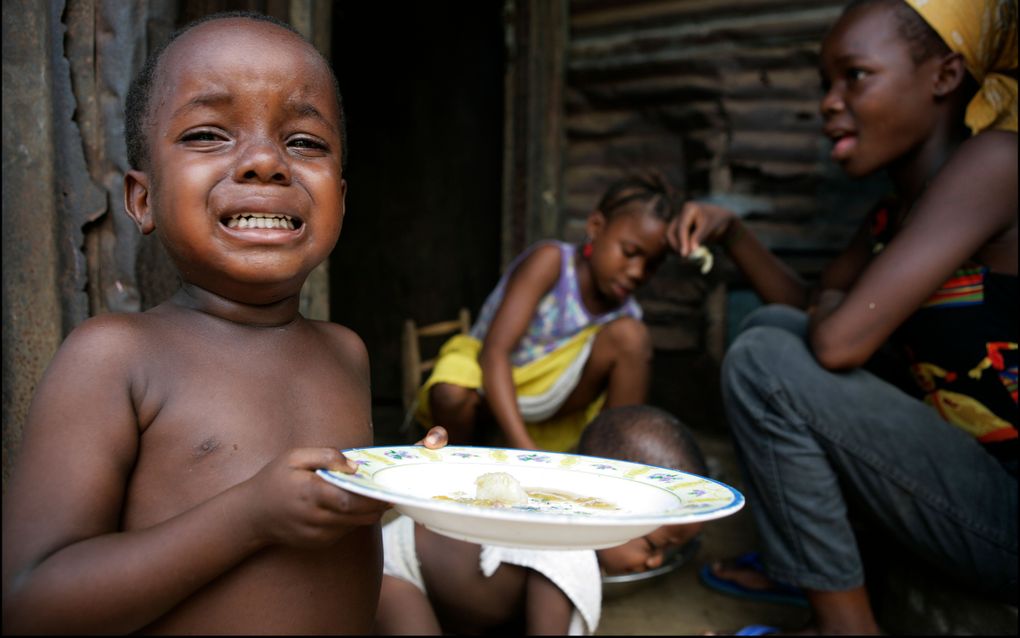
top-left (124, 170), bottom-right (155, 235)
top-left (338, 178), bottom-right (347, 226)
top-left (933, 51), bottom-right (968, 98)
top-left (586, 210), bottom-right (607, 241)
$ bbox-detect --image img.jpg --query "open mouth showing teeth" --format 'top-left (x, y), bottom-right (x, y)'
top-left (224, 213), bottom-right (300, 230)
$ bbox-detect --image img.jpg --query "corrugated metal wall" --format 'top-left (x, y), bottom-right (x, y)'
top-left (562, 0), bottom-right (892, 426)
top-left (564, 0), bottom-right (890, 250)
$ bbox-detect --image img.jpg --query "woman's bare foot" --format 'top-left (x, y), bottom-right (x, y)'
top-left (702, 621), bottom-right (872, 636)
top-left (700, 552), bottom-right (808, 606)
top-left (700, 557), bottom-right (881, 635)
top-left (708, 559), bottom-right (780, 592)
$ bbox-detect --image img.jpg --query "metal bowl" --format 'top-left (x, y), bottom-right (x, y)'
top-left (601, 536), bottom-right (701, 599)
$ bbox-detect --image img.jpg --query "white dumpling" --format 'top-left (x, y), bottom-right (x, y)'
top-left (475, 472), bottom-right (528, 505)
top-left (689, 245), bottom-right (713, 274)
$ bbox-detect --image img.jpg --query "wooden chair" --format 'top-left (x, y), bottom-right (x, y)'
top-left (400, 308), bottom-right (472, 433)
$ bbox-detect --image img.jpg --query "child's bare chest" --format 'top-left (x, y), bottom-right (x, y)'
top-left (124, 326), bottom-right (371, 525)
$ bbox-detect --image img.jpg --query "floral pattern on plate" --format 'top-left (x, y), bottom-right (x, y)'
top-left (316, 445), bottom-right (745, 550)
top-left (324, 445), bottom-right (740, 519)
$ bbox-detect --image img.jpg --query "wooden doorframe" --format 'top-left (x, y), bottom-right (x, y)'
top-left (292, 0), bottom-right (333, 321)
top-left (500, 0), bottom-right (568, 267)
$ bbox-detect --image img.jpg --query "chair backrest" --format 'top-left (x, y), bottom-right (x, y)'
top-left (401, 307), bottom-right (472, 413)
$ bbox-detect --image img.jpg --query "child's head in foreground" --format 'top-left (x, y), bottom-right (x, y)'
top-left (577, 404), bottom-right (708, 575)
top-left (122, 11), bottom-right (347, 305)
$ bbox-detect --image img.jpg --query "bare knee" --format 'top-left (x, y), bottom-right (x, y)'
top-left (430, 383), bottom-right (472, 410)
top-left (428, 383), bottom-right (480, 441)
top-left (376, 575), bottom-right (441, 635)
top-left (598, 317), bottom-right (652, 361)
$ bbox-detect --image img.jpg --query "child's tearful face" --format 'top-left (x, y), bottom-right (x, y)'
top-left (138, 19), bottom-right (345, 304)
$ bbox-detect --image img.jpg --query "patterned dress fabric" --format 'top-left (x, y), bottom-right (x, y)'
top-left (470, 240), bottom-right (642, 367)
top-left (869, 202), bottom-right (1018, 465)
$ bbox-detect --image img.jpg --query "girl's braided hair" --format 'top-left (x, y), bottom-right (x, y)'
top-left (596, 170), bottom-right (680, 223)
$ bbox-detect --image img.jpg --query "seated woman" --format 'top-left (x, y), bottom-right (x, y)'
top-left (669, 0), bottom-right (1017, 634)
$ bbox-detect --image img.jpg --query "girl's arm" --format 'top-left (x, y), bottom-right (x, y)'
top-left (809, 131), bottom-right (1018, 370)
top-left (479, 244), bottom-right (562, 450)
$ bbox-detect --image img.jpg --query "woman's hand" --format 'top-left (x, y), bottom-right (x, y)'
top-left (667, 201), bottom-right (738, 258)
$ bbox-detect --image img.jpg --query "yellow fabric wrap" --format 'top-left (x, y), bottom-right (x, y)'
top-left (414, 326), bottom-right (606, 452)
top-left (905, 0), bottom-right (1018, 133)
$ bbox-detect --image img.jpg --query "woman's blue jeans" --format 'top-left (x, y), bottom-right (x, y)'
top-left (721, 305), bottom-right (1017, 601)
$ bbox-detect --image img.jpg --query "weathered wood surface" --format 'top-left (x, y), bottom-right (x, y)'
top-left (563, 0), bottom-right (891, 361)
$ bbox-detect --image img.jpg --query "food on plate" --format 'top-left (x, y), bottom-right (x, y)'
top-left (527, 489), bottom-right (619, 511)
top-left (431, 472), bottom-right (621, 512)
top-left (475, 472), bottom-right (529, 505)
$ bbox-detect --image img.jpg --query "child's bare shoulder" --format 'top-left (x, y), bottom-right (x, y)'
top-left (958, 129), bottom-right (1017, 165)
top-left (525, 241), bottom-right (565, 264)
top-left (929, 130), bottom-right (1016, 220)
top-left (510, 242), bottom-right (564, 282)
top-left (305, 319), bottom-right (370, 367)
top-left (53, 311), bottom-right (162, 369)
top-left (938, 130), bottom-right (1017, 196)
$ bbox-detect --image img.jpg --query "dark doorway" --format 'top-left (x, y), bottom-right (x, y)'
top-left (329, 2), bottom-right (505, 435)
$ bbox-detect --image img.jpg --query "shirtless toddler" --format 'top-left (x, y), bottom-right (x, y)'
top-left (0, 12), bottom-right (438, 634)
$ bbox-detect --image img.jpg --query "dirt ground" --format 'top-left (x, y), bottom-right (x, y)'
top-left (596, 430), bottom-right (810, 635)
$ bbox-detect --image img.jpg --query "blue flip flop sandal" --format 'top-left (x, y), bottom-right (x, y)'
top-left (699, 551), bottom-right (808, 607)
top-left (734, 624), bottom-right (780, 635)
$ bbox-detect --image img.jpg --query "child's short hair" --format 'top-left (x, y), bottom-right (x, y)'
top-left (842, 0), bottom-right (951, 65)
top-left (577, 405), bottom-right (708, 476)
top-left (596, 171), bottom-right (679, 224)
top-left (124, 10), bottom-right (347, 172)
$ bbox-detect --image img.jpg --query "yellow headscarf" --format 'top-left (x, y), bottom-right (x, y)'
top-left (905, 0), bottom-right (1018, 134)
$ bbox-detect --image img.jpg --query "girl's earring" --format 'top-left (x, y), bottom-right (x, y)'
top-left (582, 238), bottom-right (594, 259)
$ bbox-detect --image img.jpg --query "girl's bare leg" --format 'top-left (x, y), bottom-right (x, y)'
top-left (375, 575), bottom-right (442, 635)
top-left (555, 317), bottom-right (652, 416)
top-left (428, 383), bottom-right (482, 444)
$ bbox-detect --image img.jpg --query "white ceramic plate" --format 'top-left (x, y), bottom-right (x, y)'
top-left (317, 445), bottom-right (743, 550)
